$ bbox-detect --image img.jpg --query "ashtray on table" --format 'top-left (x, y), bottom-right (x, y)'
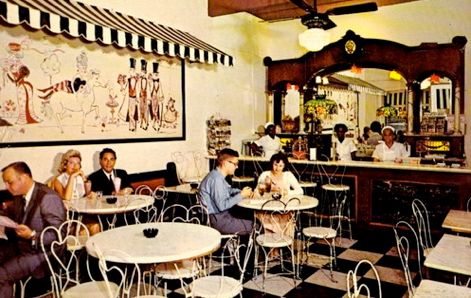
top-left (106, 197), bottom-right (117, 204)
top-left (271, 193), bottom-right (282, 200)
top-left (143, 228), bottom-right (159, 238)
top-left (190, 182), bottom-right (199, 189)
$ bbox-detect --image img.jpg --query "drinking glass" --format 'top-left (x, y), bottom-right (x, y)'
top-left (258, 183), bottom-right (266, 196)
top-left (113, 177), bottom-right (121, 194)
top-left (84, 180), bottom-right (92, 196)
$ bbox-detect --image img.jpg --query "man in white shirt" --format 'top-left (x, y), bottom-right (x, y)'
top-left (372, 126), bottom-right (409, 162)
top-left (252, 123), bottom-right (281, 158)
top-left (333, 123), bottom-right (357, 161)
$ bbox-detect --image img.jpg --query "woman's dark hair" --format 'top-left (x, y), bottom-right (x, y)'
top-left (269, 153), bottom-right (289, 171)
top-left (362, 126), bottom-right (370, 140)
top-left (370, 121), bottom-right (382, 133)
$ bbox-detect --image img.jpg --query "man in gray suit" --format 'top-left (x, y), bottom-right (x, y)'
top-left (0, 162), bottom-right (66, 297)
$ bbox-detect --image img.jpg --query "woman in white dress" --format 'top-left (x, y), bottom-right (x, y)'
top-left (53, 149), bottom-right (90, 200)
top-left (256, 153), bottom-right (302, 237)
top-left (257, 153), bottom-right (303, 196)
top-left (53, 149), bottom-right (100, 234)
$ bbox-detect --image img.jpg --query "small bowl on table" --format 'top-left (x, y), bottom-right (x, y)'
top-left (143, 228), bottom-right (159, 238)
top-left (106, 197), bottom-right (117, 204)
top-left (190, 182), bottom-right (199, 190)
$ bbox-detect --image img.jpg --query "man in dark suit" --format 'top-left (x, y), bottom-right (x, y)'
top-left (0, 161), bottom-right (66, 297)
top-left (88, 148), bottom-right (133, 196)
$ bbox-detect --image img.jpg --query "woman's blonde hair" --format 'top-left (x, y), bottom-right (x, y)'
top-left (58, 149), bottom-right (82, 173)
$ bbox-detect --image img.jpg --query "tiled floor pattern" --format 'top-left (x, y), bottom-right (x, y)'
top-left (160, 228), bottom-right (418, 297)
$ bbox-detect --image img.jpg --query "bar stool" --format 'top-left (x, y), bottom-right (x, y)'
top-left (317, 163), bottom-right (352, 240)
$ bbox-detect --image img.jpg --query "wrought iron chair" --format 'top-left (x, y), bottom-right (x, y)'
top-left (393, 224), bottom-right (471, 297)
top-left (150, 203), bottom-right (209, 293)
top-left (177, 233), bottom-right (254, 298)
top-left (302, 191), bottom-right (348, 282)
top-left (40, 220), bottom-right (116, 297)
top-left (317, 161), bottom-right (352, 240)
top-left (346, 259), bottom-right (382, 298)
top-left (411, 199), bottom-right (434, 257)
top-left (254, 197), bottom-right (301, 291)
top-left (93, 243), bottom-right (165, 298)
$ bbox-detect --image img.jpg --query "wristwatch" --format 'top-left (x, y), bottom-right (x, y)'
top-left (30, 230), bottom-right (37, 246)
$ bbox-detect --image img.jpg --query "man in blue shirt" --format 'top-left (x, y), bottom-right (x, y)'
top-left (199, 148), bottom-right (254, 235)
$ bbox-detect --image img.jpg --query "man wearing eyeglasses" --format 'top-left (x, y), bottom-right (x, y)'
top-left (199, 148), bottom-right (254, 235)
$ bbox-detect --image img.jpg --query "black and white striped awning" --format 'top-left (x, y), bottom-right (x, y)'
top-left (0, 0), bottom-right (233, 66)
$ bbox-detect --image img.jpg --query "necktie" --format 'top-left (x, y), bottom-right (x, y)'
top-left (18, 196), bottom-right (26, 221)
top-left (108, 174), bottom-right (115, 193)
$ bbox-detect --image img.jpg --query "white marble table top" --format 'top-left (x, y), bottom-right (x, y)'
top-left (238, 194), bottom-right (318, 211)
top-left (442, 209), bottom-right (471, 233)
top-left (165, 184), bottom-right (198, 194)
top-left (86, 222), bottom-right (221, 264)
top-left (414, 279), bottom-right (471, 297)
top-left (67, 195), bottom-right (154, 215)
top-left (424, 234), bottom-right (471, 276)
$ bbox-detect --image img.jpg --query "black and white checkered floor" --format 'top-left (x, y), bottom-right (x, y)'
top-left (157, 227), bottom-right (430, 298)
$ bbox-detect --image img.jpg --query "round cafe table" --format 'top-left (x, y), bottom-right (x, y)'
top-left (66, 194), bottom-right (155, 230)
top-left (238, 194), bottom-right (319, 211)
top-left (86, 222), bottom-right (221, 264)
top-left (67, 194), bottom-right (154, 214)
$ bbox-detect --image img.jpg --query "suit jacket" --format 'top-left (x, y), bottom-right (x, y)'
top-left (2, 182), bottom-right (66, 279)
top-left (88, 168), bottom-right (132, 195)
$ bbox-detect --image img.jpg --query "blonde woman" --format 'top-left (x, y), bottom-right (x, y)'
top-left (53, 149), bottom-right (100, 235)
top-left (53, 149), bottom-right (92, 200)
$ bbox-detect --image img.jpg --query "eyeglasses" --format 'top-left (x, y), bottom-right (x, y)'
top-left (226, 160), bottom-right (239, 167)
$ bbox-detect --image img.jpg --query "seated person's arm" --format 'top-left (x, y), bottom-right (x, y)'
top-left (285, 172), bottom-right (303, 196)
top-left (209, 180), bottom-right (248, 212)
top-left (118, 170), bottom-right (134, 195)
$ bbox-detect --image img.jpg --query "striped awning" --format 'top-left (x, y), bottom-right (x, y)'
top-left (0, 0), bottom-right (233, 66)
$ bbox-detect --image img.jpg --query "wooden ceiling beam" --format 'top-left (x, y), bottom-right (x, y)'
top-left (208, 0), bottom-right (419, 21)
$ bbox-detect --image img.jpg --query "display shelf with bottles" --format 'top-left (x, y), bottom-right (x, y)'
top-left (403, 133), bottom-right (465, 165)
top-left (278, 133), bottom-right (332, 160)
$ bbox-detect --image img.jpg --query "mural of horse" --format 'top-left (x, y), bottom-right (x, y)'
top-left (38, 70), bottom-right (105, 133)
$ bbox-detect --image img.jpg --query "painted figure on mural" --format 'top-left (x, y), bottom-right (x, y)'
top-left (7, 64), bottom-right (41, 125)
top-left (126, 58), bottom-right (139, 132)
top-left (4, 41), bottom-right (41, 125)
top-left (163, 97), bottom-right (178, 129)
top-left (139, 59), bottom-right (149, 130)
top-left (149, 62), bottom-right (164, 131)
top-left (37, 52), bottom-right (104, 133)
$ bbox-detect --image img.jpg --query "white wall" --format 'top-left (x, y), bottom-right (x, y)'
top-left (1, 0), bottom-right (470, 186)
top-left (0, 0), bottom-right (267, 185)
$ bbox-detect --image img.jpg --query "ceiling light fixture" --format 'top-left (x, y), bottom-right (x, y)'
top-left (389, 70), bottom-right (402, 81)
top-left (298, 27), bottom-right (330, 52)
top-left (350, 64), bottom-right (362, 74)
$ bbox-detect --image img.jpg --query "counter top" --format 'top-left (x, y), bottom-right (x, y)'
top-left (208, 155), bottom-right (471, 174)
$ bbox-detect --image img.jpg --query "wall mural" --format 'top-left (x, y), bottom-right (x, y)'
top-left (0, 27), bottom-right (185, 147)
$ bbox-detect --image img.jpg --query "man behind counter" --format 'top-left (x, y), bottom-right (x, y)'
top-left (372, 126), bottom-right (409, 162)
top-left (251, 123), bottom-right (281, 158)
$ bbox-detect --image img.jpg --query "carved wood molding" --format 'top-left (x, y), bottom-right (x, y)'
top-left (264, 30), bottom-right (467, 112)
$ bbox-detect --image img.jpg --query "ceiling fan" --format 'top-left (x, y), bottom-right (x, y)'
top-left (291, 0), bottom-right (378, 30)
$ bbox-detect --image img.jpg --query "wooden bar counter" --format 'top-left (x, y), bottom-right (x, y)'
top-left (209, 156), bottom-right (471, 228)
